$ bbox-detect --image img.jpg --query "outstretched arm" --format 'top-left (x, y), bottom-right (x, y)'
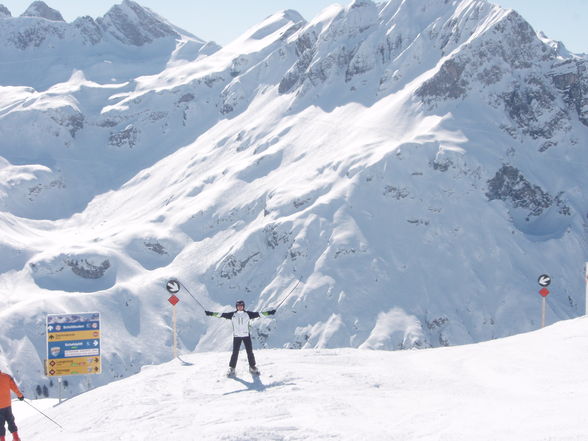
top-left (205, 311), bottom-right (234, 319)
top-left (9, 376), bottom-right (23, 400)
top-left (246, 310), bottom-right (276, 319)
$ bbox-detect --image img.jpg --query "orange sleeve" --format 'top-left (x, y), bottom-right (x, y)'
top-left (9, 377), bottom-right (23, 398)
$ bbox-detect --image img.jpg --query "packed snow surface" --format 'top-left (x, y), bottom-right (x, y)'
top-left (13, 316), bottom-right (588, 441)
top-left (1, 0), bottom-right (588, 405)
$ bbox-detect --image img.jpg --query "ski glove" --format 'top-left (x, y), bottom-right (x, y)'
top-left (205, 311), bottom-right (213, 316)
top-left (18, 396), bottom-right (24, 401)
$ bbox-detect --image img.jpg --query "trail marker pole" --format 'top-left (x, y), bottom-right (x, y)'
top-left (538, 274), bottom-right (551, 328)
top-left (172, 303), bottom-right (177, 358)
top-left (167, 294), bottom-right (180, 359)
top-left (166, 280), bottom-right (181, 359)
top-left (585, 263), bottom-right (588, 316)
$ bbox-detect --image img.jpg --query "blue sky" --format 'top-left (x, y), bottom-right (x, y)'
top-left (3, 0), bottom-right (587, 53)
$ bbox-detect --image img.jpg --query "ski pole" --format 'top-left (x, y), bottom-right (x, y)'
top-left (177, 280), bottom-right (206, 311)
top-left (275, 280), bottom-right (302, 310)
top-left (23, 399), bottom-right (64, 430)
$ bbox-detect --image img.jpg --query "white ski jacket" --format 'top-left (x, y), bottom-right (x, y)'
top-left (206, 309), bottom-right (276, 337)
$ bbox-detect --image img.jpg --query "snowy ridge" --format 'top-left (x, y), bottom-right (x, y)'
top-left (15, 317), bottom-right (588, 440)
top-left (0, 0), bottom-right (214, 89)
top-left (0, 0), bottom-right (587, 400)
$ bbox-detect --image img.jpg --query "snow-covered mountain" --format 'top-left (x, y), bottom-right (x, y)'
top-left (15, 317), bottom-right (588, 440)
top-left (0, 0), bottom-right (217, 89)
top-left (1, 0), bottom-right (587, 399)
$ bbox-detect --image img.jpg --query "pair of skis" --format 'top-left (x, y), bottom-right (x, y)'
top-left (227, 366), bottom-right (260, 378)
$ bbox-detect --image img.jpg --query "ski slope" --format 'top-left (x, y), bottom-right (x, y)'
top-left (14, 316), bottom-right (588, 441)
top-left (2, 0), bottom-right (588, 398)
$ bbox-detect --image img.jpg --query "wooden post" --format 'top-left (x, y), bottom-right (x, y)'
top-left (537, 275), bottom-right (551, 329)
top-left (541, 296), bottom-right (546, 328)
top-left (166, 290), bottom-right (180, 359)
top-left (585, 263), bottom-right (588, 316)
top-left (172, 304), bottom-right (177, 359)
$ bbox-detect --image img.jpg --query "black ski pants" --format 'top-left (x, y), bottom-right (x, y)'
top-left (0, 406), bottom-right (17, 436)
top-left (229, 336), bottom-right (256, 368)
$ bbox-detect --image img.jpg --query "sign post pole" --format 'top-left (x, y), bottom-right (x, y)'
top-left (172, 303), bottom-right (177, 359)
top-left (166, 280), bottom-right (181, 359)
top-left (585, 263), bottom-right (588, 316)
top-left (538, 274), bottom-right (551, 329)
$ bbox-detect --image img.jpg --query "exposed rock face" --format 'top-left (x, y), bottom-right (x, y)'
top-left (7, 19), bottom-right (66, 49)
top-left (96, 0), bottom-right (180, 46)
top-left (73, 16), bottom-right (103, 45)
top-left (21, 1), bottom-right (64, 21)
top-left (0, 4), bottom-right (11, 17)
top-left (66, 258), bottom-right (111, 279)
top-left (486, 165), bottom-right (571, 220)
top-left (551, 60), bottom-right (588, 126)
top-left (109, 125), bottom-right (138, 148)
top-left (417, 59), bottom-right (467, 101)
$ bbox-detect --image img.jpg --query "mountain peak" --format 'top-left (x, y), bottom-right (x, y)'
top-left (0, 4), bottom-right (11, 17)
top-left (350, 0), bottom-right (375, 8)
top-left (97, 0), bottom-right (184, 46)
top-left (20, 1), bottom-right (64, 21)
top-left (281, 9), bottom-right (305, 23)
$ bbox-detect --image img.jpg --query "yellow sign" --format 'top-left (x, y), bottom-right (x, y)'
top-left (46, 312), bottom-right (101, 377)
top-left (47, 330), bottom-right (100, 342)
top-left (46, 356), bottom-right (101, 377)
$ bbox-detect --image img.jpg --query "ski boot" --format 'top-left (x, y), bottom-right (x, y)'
top-left (249, 365), bottom-right (260, 375)
top-left (226, 367), bottom-right (236, 377)
top-left (12, 432), bottom-right (21, 441)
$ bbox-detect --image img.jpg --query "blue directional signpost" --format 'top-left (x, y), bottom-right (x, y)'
top-left (46, 312), bottom-right (101, 400)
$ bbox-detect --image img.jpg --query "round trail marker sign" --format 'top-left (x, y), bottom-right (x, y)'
top-left (166, 279), bottom-right (180, 294)
top-left (538, 274), bottom-right (551, 287)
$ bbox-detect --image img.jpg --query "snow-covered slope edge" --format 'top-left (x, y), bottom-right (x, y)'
top-left (16, 316), bottom-right (588, 441)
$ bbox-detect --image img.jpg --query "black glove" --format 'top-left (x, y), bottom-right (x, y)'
top-left (18, 396), bottom-right (24, 401)
top-left (205, 310), bottom-right (213, 316)
top-left (267, 309), bottom-right (276, 315)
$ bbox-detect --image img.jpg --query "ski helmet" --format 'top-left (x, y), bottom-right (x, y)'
top-left (235, 300), bottom-right (245, 308)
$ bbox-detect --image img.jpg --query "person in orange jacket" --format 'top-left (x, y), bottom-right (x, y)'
top-left (0, 369), bottom-right (24, 441)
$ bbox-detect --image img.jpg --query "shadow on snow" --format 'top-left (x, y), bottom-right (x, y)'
top-left (223, 375), bottom-right (294, 395)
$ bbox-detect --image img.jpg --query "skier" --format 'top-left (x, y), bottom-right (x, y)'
top-left (0, 369), bottom-right (24, 441)
top-left (205, 300), bottom-right (276, 376)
